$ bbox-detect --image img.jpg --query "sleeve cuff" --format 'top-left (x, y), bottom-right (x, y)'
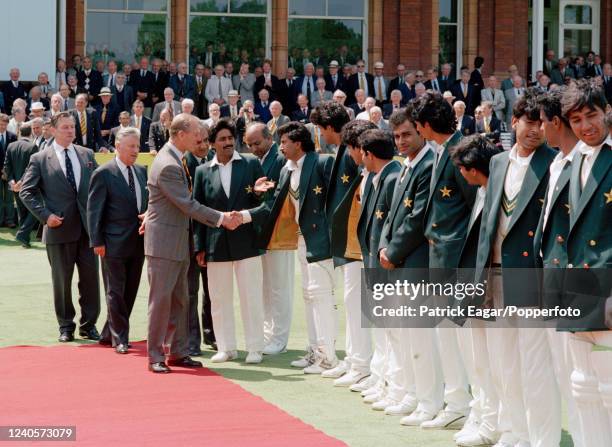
top-left (240, 210), bottom-right (252, 224)
top-left (216, 213), bottom-right (224, 227)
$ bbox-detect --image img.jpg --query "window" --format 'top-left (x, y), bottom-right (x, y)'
top-left (86, 0), bottom-right (170, 67)
top-left (439, 0), bottom-right (463, 77)
top-left (559, 1), bottom-right (600, 57)
top-left (288, 0), bottom-right (366, 75)
top-left (188, 0), bottom-right (269, 71)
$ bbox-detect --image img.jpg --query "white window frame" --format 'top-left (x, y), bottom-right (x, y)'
top-left (84, 0), bottom-right (172, 62)
top-left (439, 0), bottom-right (463, 72)
top-left (558, 0), bottom-right (600, 56)
top-left (186, 0), bottom-right (271, 68)
top-left (287, 0), bottom-right (368, 66)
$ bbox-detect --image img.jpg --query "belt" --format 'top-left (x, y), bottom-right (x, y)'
top-left (491, 263), bottom-right (502, 268)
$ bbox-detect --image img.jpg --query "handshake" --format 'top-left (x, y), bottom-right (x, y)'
top-left (221, 211), bottom-right (245, 231)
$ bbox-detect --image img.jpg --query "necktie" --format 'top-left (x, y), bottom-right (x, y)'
top-left (433, 79), bottom-right (439, 91)
top-left (167, 103), bottom-right (174, 118)
top-left (101, 106), bottom-right (107, 123)
top-left (218, 77), bottom-right (223, 98)
top-left (141, 70), bottom-right (145, 77)
top-left (181, 157), bottom-right (192, 192)
top-left (359, 74), bottom-right (365, 91)
top-left (485, 118), bottom-right (491, 133)
top-left (80, 111), bottom-right (87, 138)
top-left (197, 77), bottom-right (202, 93)
top-left (516, 88), bottom-right (521, 96)
top-left (269, 118), bottom-right (277, 134)
top-left (136, 116), bottom-right (141, 129)
top-left (377, 77), bottom-right (383, 101)
top-left (302, 107), bottom-right (307, 116)
top-left (306, 77), bottom-right (311, 99)
top-left (127, 165), bottom-right (136, 195)
top-left (399, 76), bottom-right (404, 85)
top-left (64, 99), bottom-right (68, 110)
top-left (64, 149), bottom-right (77, 192)
top-left (462, 83), bottom-right (467, 97)
top-left (0, 134), bottom-right (4, 150)
top-left (231, 106), bottom-right (236, 118)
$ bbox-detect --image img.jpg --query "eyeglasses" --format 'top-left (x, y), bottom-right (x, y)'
top-left (357, 65), bottom-right (365, 68)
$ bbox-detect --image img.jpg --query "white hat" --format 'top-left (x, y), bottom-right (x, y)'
top-left (373, 61), bottom-right (384, 69)
top-left (442, 91), bottom-right (455, 100)
top-left (228, 90), bottom-right (239, 96)
top-left (98, 87), bottom-right (113, 96)
top-left (328, 60), bottom-right (339, 68)
top-left (30, 101), bottom-right (45, 110)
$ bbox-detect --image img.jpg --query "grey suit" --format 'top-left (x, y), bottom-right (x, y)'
top-left (151, 100), bottom-right (182, 122)
top-left (232, 73), bottom-right (256, 103)
top-left (310, 90), bottom-right (333, 107)
top-left (19, 144), bottom-right (100, 334)
top-left (144, 143), bottom-right (223, 363)
top-left (266, 114), bottom-right (290, 144)
top-left (306, 122), bottom-right (333, 154)
top-left (504, 88), bottom-right (524, 128)
top-left (480, 88), bottom-right (506, 122)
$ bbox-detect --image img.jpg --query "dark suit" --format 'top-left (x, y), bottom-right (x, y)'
top-left (87, 160), bottom-right (148, 346)
top-left (254, 74), bottom-right (280, 101)
top-left (71, 109), bottom-right (108, 151)
top-left (424, 79), bottom-right (444, 93)
top-left (324, 74), bottom-right (345, 93)
top-left (278, 78), bottom-right (298, 112)
top-left (291, 107), bottom-right (311, 123)
top-left (603, 77), bottom-right (612, 105)
top-left (457, 115), bottom-right (476, 136)
top-left (132, 70), bottom-right (156, 107)
top-left (19, 144), bottom-right (100, 334)
top-left (387, 76), bottom-right (406, 97)
top-left (0, 131), bottom-right (18, 226)
top-left (150, 70), bottom-right (169, 104)
top-left (383, 103), bottom-right (402, 119)
top-left (451, 82), bottom-right (478, 115)
top-left (169, 74), bottom-right (195, 101)
top-left (3, 138), bottom-right (36, 239)
top-left (293, 75), bottom-right (318, 104)
top-left (94, 103), bottom-right (120, 142)
top-left (475, 115), bottom-right (502, 143)
top-left (193, 76), bottom-right (208, 119)
top-left (220, 101), bottom-right (243, 119)
top-left (148, 121), bottom-right (169, 152)
top-left (254, 101), bottom-right (272, 123)
top-left (398, 83), bottom-right (416, 104)
top-left (77, 70), bottom-right (103, 100)
top-left (111, 85), bottom-right (135, 112)
top-left (346, 72), bottom-right (375, 104)
top-left (130, 115), bottom-right (152, 152)
top-left (437, 75), bottom-right (454, 93)
top-left (2, 81), bottom-right (28, 109)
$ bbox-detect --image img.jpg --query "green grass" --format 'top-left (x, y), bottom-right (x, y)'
top-left (0, 228), bottom-right (573, 447)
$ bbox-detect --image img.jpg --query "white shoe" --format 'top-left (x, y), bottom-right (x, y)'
top-left (456, 433), bottom-right (496, 447)
top-left (361, 382), bottom-right (384, 397)
top-left (290, 348), bottom-right (315, 368)
top-left (513, 442), bottom-right (531, 447)
top-left (334, 371), bottom-right (369, 387)
top-left (491, 443), bottom-right (514, 447)
top-left (400, 410), bottom-right (436, 426)
top-left (371, 397), bottom-right (399, 411)
top-left (211, 350), bottom-right (238, 363)
top-left (363, 390), bottom-right (384, 404)
top-left (420, 410), bottom-right (468, 429)
top-left (262, 341), bottom-right (287, 355)
top-left (349, 374), bottom-right (377, 392)
top-left (321, 360), bottom-right (348, 378)
top-left (245, 351), bottom-right (263, 364)
top-left (384, 401), bottom-right (417, 416)
top-left (303, 352), bottom-right (338, 374)
top-left (454, 416), bottom-right (481, 441)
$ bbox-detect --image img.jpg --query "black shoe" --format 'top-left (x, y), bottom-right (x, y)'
top-left (115, 344), bottom-right (129, 354)
top-left (58, 332), bottom-right (74, 342)
top-left (79, 327), bottom-right (100, 340)
top-left (15, 236), bottom-right (31, 248)
top-left (167, 356), bottom-right (203, 368)
top-left (148, 362), bottom-right (171, 373)
top-left (6, 222), bottom-right (16, 229)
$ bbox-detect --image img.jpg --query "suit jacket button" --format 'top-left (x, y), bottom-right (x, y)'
top-left (429, 239), bottom-right (435, 245)
top-left (589, 240), bottom-right (596, 246)
top-left (432, 223), bottom-right (438, 228)
top-left (313, 209), bottom-right (317, 214)
top-left (312, 224), bottom-right (316, 229)
top-left (528, 231), bottom-right (534, 237)
top-left (552, 258), bottom-right (560, 265)
top-left (567, 263), bottom-right (573, 268)
top-left (583, 263), bottom-right (589, 269)
top-left (556, 235), bottom-right (564, 243)
top-left (522, 251), bottom-right (529, 257)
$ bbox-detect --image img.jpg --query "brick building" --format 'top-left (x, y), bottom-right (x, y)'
top-left (64, 0), bottom-right (611, 81)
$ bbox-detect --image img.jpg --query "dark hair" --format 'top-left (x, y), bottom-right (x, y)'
top-left (512, 88), bottom-right (541, 120)
top-left (50, 111), bottom-right (75, 128)
top-left (606, 109), bottom-right (612, 128)
top-left (277, 121), bottom-right (315, 152)
top-left (450, 134), bottom-right (503, 177)
top-left (341, 120), bottom-right (377, 147)
top-left (388, 105), bottom-right (414, 129)
top-left (209, 118), bottom-right (236, 142)
top-left (537, 88), bottom-right (570, 127)
top-left (358, 129), bottom-right (395, 160)
top-left (474, 56), bottom-right (484, 69)
top-left (0, 113), bottom-right (9, 124)
top-left (411, 91), bottom-right (457, 134)
top-left (309, 101), bottom-right (350, 133)
top-left (561, 79), bottom-right (609, 119)
top-left (19, 123), bottom-right (32, 137)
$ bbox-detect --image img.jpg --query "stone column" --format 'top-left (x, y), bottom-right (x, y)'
top-left (172, 0), bottom-right (188, 63)
top-left (272, 0), bottom-right (289, 77)
top-left (368, 0), bottom-right (384, 69)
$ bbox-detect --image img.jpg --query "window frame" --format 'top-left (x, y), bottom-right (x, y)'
top-left (558, 0), bottom-right (600, 56)
top-left (438, 0), bottom-right (463, 74)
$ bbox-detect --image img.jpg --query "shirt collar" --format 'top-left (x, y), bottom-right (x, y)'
top-left (404, 143), bottom-right (432, 169)
top-left (287, 154), bottom-right (306, 171)
top-left (115, 156), bottom-right (131, 172)
top-left (166, 141), bottom-right (184, 160)
top-left (509, 144), bottom-right (536, 166)
top-left (372, 161), bottom-right (393, 189)
top-left (210, 150), bottom-right (241, 167)
top-left (53, 140), bottom-right (74, 154)
top-left (578, 134), bottom-right (612, 157)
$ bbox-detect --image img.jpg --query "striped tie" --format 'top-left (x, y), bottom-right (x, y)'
top-left (80, 112), bottom-right (87, 139)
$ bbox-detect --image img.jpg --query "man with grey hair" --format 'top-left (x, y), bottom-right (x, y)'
top-left (481, 75), bottom-right (506, 123)
top-left (332, 89), bottom-right (355, 120)
top-left (181, 98), bottom-right (195, 115)
top-left (504, 75), bottom-right (525, 128)
top-left (266, 100), bottom-right (289, 144)
top-left (2, 67), bottom-right (27, 108)
top-left (383, 89), bottom-right (403, 118)
top-left (205, 64), bottom-right (232, 106)
top-left (414, 82), bottom-right (427, 98)
top-left (88, 126), bottom-right (148, 354)
top-left (169, 62), bottom-right (195, 102)
top-left (152, 87), bottom-right (181, 122)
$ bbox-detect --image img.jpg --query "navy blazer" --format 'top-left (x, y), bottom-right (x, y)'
top-left (254, 101), bottom-right (272, 123)
top-left (169, 74), bottom-right (195, 100)
top-left (70, 109), bottom-right (108, 151)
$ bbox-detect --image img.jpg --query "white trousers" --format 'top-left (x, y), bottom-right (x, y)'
top-left (207, 256), bottom-right (265, 352)
top-left (569, 330), bottom-right (612, 447)
top-left (337, 262), bottom-right (372, 373)
top-left (386, 328), bottom-right (416, 402)
top-left (369, 327), bottom-right (388, 384)
top-left (435, 326), bottom-right (472, 413)
top-left (407, 327), bottom-right (444, 414)
top-left (262, 249), bottom-right (295, 347)
top-left (297, 236), bottom-right (337, 358)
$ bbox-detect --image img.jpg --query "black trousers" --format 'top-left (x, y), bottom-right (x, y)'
top-left (14, 195), bottom-right (37, 243)
top-left (100, 254), bottom-right (144, 346)
top-left (45, 231), bottom-right (100, 333)
top-left (187, 255), bottom-right (215, 350)
top-left (0, 179), bottom-right (16, 226)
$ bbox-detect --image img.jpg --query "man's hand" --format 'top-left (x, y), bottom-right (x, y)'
top-left (99, 147), bottom-right (110, 154)
top-left (101, 129), bottom-right (110, 137)
top-left (138, 213), bottom-right (147, 235)
top-left (254, 176), bottom-right (275, 194)
top-left (94, 246), bottom-right (106, 257)
top-left (47, 214), bottom-right (64, 228)
top-left (150, 149), bottom-right (158, 155)
top-left (221, 211), bottom-right (242, 230)
top-left (10, 181), bottom-right (21, 192)
top-left (196, 251), bottom-right (207, 267)
top-left (605, 297), bottom-right (612, 329)
top-left (379, 248), bottom-right (395, 270)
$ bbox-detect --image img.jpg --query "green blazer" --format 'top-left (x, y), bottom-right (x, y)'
top-left (424, 131), bottom-right (478, 268)
top-left (379, 149), bottom-right (433, 268)
top-left (325, 144), bottom-right (359, 266)
top-left (560, 144), bottom-right (612, 331)
top-left (330, 168), bottom-right (372, 266)
top-left (357, 161), bottom-right (401, 268)
top-left (193, 153), bottom-right (267, 262)
top-left (258, 151), bottom-right (334, 263)
top-left (260, 143), bottom-right (286, 183)
top-left (476, 144), bottom-right (556, 307)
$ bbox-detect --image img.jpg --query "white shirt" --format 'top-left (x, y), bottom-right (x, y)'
top-left (470, 186), bottom-right (487, 229)
top-left (372, 161), bottom-right (393, 191)
top-left (115, 157), bottom-right (142, 211)
top-left (209, 151), bottom-right (252, 223)
top-left (53, 141), bottom-right (81, 191)
top-left (355, 111), bottom-right (370, 121)
top-left (492, 145), bottom-right (535, 263)
top-left (359, 168), bottom-right (369, 201)
top-left (579, 135), bottom-right (612, 189)
top-left (286, 154), bottom-right (306, 224)
top-left (543, 143), bottom-right (578, 229)
top-left (433, 134), bottom-right (453, 168)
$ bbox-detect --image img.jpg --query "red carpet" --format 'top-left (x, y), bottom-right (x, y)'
top-left (0, 342), bottom-right (346, 447)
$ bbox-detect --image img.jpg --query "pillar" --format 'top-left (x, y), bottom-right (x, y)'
top-left (531, 0), bottom-right (544, 81)
top-left (272, 0), bottom-right (288, 77)
top-left (368, 0), bottom-right (383, 70)
top-left (171, 0), bottom-right (188, 62)
top-left (66, 0), bottom-right (85, 57)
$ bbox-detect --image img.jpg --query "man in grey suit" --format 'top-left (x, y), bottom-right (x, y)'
top-left (232, 62), bottom-right (256, 103)
top-left (480, 75), bottom-right (506, 123)
top-left (266, 101), bottom-right (290, 144)
top-left (19, 112), bottom-right (101, 342)
top-left (504, 76), bottom-right (525, 129)
top-left (143, 113), bottom-right (242, 373)
top-left (151, 88), bottom-right (182, 122)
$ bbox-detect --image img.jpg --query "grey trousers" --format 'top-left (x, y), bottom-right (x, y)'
top-left (146, 255), bottom-right (190, 363)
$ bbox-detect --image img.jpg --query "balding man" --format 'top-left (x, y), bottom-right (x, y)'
top-left (266, 101), bottom-right (289, 144)
top-left (480, 75), bottom-right (505, 123)
top-left (152, 88), bottom-right (182, 122)
top-left (131, 57), bottom-right (155, 110)
top-left (205, 64), bottom-right (232, 106)
top-left (169, 62), bottom-right (195, 102)
top-left (347, 59), bottom-right (374, 104)
top-left (3, 68), bottom-right (28, 109)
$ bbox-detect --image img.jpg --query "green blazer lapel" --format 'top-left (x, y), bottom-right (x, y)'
top-left (549, 163), bottom-right (572, 210)
top-left (359, 173), bottom-right (374, 223)
top-left (569, 154), bottom-right (582, 220)
top-left (262, 143), bottom-right (278, 174)
top-left (572, 146), bottom-right (612, 228)
top-left (506, 147), bottom-right (549, 234)
top-left (486, 153), bottom-right (509, 238)
top-left (210, 164), bottom-right (228, 203)
top-left (388, 165), bottom-right (412, 223)
top-left (364, 161), bottom-right (397, 236)
top-left (298, 152), bottom-right (316, 215)
top-left (228, 156), bottom-right (246, 209)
